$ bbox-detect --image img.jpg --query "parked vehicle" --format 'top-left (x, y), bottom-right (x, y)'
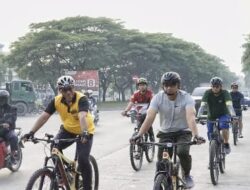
top-left (241, 90), bottom-right (250, 107)
top-left (4, 80), bottom-right (36, 116)
top-left (191, 86), bottom-right (210, 113)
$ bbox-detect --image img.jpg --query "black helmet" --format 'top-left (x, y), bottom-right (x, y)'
top-left (137, 78), bottom-right (148, 85)
top-left (0, 90), bottom-right (10, 106)
top-left (231, 82), bottom-right (238, 88)
top-left (210, 77), bottom-right (223, 86)
top-left (161, 72), bottom-right (181, 85)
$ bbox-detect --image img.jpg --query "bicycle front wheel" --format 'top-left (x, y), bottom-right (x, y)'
top-left (25, 168), bottom-right (57, 190)
top-left (144, 134), bottom-right (155, 163)
top-left (75, 155), bottom-right (99, 190)
top-left (219, 143), bottom-right (226, 173)
top-left (129, 142), bottom-right (143, 171)
top-left (209, 140), bottom-right (219, 185)
top-left (153, 174), bottom-right (172, 190)
top-left (232, 123), bottom-right (238, 146)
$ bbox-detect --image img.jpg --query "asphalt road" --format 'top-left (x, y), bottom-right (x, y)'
top-left (0, 110), bottom-right (250, 190)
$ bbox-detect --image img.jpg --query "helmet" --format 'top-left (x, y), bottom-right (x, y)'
top-left (57, 76), bottom-right (75, 89)
top-left (137, 78), bottom-right (148, 85)
top-left (231, 82), bottom-right (238, 88)
top-left (0, 90), bottom-right (10, 106)
top-left (210, 77), bottom-right (223, 86)
top-left (87, 89), bottom-right (93, 95)
top-left (161, 72), bottom-right (181, 85)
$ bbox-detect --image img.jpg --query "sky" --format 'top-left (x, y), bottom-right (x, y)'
top-left (1, 0), bottom-right (250, 75)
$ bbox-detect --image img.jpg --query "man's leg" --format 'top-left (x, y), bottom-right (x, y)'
top-left (5, 130), bottom-right (18, 152)
top-left (77, 136), bottom-right (93, 190)
top-left (219, 115), bottom-right (231, 154)
top-left (238, 116), bottom-right (243, 137)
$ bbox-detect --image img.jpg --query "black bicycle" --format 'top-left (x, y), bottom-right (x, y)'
top-left (231, 116), bottom-right (240, 146)
top-left (24, 133), bottom-right (99, 190)
top-left (128, 103), bottom-right (155, 171)
top-left (199, 118), bottom-right (229, 185)
top-left (140, 140), bottom-right (204, 190)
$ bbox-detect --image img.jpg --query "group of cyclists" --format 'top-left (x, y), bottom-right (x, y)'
top-left (0, 71), bottom-right (247, 189)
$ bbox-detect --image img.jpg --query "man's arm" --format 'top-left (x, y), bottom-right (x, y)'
top-left (186, 106), bottom-right (199, 137)
top-left (138, 108), bottom-right (157, 136)
top-left (30, 112), bottom-right (51, 133)
top-left (78, 111), bottom-right (89, 132)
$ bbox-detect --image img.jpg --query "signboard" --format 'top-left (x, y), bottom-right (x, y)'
top-left (66, 70), bottom-right (99, 94)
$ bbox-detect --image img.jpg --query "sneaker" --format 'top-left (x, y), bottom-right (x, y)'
top-left (149, 135), bottom-right (155, 142)
top-left (183, 175), bottom-right (194, 189)
top-left (224, 143), bottom-right (231, 154)
top-left (239, 134), bottom-right (243, 138)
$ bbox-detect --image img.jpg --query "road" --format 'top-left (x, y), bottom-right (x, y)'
top-left (0, 110), bottom-right (250, 190)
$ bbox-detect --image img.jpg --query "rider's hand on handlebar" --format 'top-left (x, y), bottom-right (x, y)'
top-left (1, 123), bottom-right (10, 129)
top-left (121, 110), bottom-right (128, 116)
top-left (130, 133), bottom-right (141, 144)
top-left (193, 135), bottom-right (206, 145)
top-left (22, 131), bottom-right (35, 141)
top-left (80, 131), bottom-right (90, 144)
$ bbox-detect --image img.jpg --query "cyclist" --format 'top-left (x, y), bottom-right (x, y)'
top-left (230, 82), bottom-right (246, 138)
top-left (0, 90), bottom-right (18, 161)
top-left (197, 77), bottom-right (235, 154)
top-left (84, 89), bottom-right (97, 108)
top-left (131, 72), bottom-right (205, 189)
top-left (122, 77), bottom-right (154, 141)
top-left (23, 76), bottom-right (95, 190)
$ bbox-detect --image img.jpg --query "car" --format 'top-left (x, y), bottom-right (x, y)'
top-left (241, 90), bottom-right (250, 107)
top-left (191, 86), bottom-right (210, 114)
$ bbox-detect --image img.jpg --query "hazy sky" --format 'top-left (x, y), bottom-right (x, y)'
top-left (1, 0), bottom-right (250, 75)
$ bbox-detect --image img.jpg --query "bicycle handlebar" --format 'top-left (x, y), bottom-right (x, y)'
top-left (139, 140), bottom-right (201, 148)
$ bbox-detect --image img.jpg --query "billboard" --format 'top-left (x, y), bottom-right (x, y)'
top-left (66, 70), bottom-right (99, 93)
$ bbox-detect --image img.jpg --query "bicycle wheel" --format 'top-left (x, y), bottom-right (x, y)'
top-left (144, 133), bottom-right (155, 163)
top-left (8, 145), bottom-right (22, 172)
top-left (219, 143), bottom-right (226, 173)
top-left (25, 168), bottom-right (58, 190)
top-left (153, 173), bottom-right (172, 190)
top-left (209, 140), bottom-right (219, 185)
top-left (232, 123), bottom-right (238, 146)
top-left (75, 155), bottom-right (99, 190)
top-left (130, 142), bottom-right (143, 171)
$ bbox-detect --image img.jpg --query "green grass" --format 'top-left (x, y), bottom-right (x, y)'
top-left (97, 101), bottom-right (127, 111)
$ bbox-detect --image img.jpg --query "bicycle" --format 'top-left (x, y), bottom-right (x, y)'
top-left (231, 116), bottom-right (240, 146)
top-left (199, 117), bottom-right (230, 185)
top-left (24, 133), bottom-right (99, 190)
top-left (128, 103), bottom-right (155, 171)
top-left (140, 140), bottom-right (204, 190)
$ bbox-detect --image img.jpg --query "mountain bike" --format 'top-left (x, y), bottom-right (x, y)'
top-left (128, 103), bottom-right (155, 171)
top-left (140, 140), bottom-right (204, 190)
top-left (199, 117), bottom-right (230, 185)
top-left (25, 133), bottom-right (99, 190)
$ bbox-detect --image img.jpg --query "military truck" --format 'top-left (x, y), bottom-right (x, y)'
top-left (4, 80), bottom-right (36, 116)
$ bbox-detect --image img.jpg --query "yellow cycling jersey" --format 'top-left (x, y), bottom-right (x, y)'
top-left (54, 91), bottom-right (95, 135)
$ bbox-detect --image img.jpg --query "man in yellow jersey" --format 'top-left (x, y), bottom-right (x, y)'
top-left (23, 75), bottom-right (95, 190)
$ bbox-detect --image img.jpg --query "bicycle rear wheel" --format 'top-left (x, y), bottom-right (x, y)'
top-left (25, 168), bottom-right (57, 190)
top-left (75, 155), bottom-right (99, 190)
top-left (153, 174), bottom-right (172, 190)
top-left (209, 140), bottom-right (219, 185)
top-left (130, 142), bottom-right (143, 171)
top-left (144, 133), bottom-right (155, 163)
top-left (8, 145), bottom-right (22, 172)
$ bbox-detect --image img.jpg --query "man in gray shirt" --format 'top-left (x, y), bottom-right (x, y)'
top-left (131, 72), bottom-right (205, 189)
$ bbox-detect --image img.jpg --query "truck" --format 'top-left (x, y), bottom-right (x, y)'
top-left (4, 80), bottom-right (36, 116)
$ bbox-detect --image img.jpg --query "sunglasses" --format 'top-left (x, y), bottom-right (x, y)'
top-left (59, 86), bottom-right (73, 92)
top-left (212, 85), bottom-right (221, 89)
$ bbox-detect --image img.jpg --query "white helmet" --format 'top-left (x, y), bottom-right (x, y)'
top-left (87, 89), bottom-right (93, 95)
top-left (57, 75), bottom-right (75, 89)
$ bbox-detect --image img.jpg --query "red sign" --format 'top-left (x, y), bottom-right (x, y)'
top-left (66, 70), bottom-right (99, 92)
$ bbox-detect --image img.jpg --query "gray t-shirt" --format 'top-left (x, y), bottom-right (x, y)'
top-left (149, 90), bottom-right (194, 133)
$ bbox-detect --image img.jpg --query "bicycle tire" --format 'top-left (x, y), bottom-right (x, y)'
top-left (75, 155), bottom-right (99, 190)
top-left (219, 143), bottom-right (226, 173)
top-left (145, 134), bottom-right (155, 163)
top-left (8, 145), bottom-right (22, 172)
top-left (153, 173), bottom-right (172, 190)
top-left (232, 123), bottom-right (238, 146)
top-left (209, 140), bottom-right (219, 185)
top-left (25, 168), bottom-right (58, 190)
top-left (129, 142), bottom-right (143, 171)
